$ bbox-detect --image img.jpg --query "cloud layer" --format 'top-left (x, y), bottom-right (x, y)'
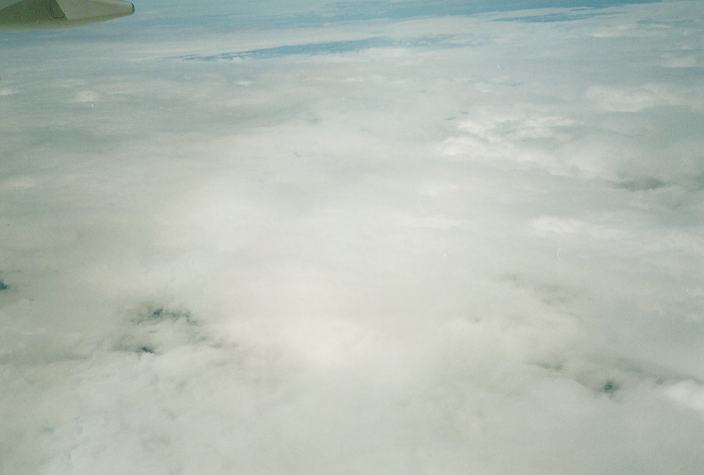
top-left (1, 1), bottom-right (704, 473)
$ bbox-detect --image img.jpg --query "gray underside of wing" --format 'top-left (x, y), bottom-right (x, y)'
top-left (0, 0), bottom-right (134, 29)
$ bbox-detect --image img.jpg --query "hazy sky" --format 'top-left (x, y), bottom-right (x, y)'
top-left (1, 1), bottom-right (704, 474)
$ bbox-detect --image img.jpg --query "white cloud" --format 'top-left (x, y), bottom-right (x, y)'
top-left (1, 1), bottom-right (704, 474)
top-left (666, 380), bottom-right (704, 414)
top-left (74, 90), bottom-right (102, 104)
top-left (585, 84), bottom-right (682, 112)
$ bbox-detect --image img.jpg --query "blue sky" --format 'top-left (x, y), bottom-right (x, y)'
top-left (128, 0), bottom-right (659, 27)
top-left (1, 0), bottom-right (661, 40)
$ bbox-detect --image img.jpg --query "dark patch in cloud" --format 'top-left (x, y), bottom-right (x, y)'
top-left (111, 304), bottom-right (205, 356)
top-left (114, 343), bottom-right (159, 355)
top-left (138, 306), bottom-right (196, 326)
top-left (575, 376), bottom-right (621, 397)
top-left (571, 372), bottom-right (623, 396)
top-left (533, 353), bottom-right (704, 401)
top-left (600, 380), bottom-right (619, 395)
top-left (614, 177), bottom-right (669, 192)
top-left (533, 359), bottom-right (568, 375)
top-left (0, 280), bottom-right (8, 291)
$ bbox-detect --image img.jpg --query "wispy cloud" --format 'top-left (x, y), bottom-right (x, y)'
top-left (181, 35), bottom-right (457, 62)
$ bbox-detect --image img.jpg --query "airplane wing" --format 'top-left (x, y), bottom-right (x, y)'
top-left (0, 0), bottom-right (134, 29)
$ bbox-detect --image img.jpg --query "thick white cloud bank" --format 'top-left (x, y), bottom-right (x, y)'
top-left (1, 1), bottom-right (704, 473)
